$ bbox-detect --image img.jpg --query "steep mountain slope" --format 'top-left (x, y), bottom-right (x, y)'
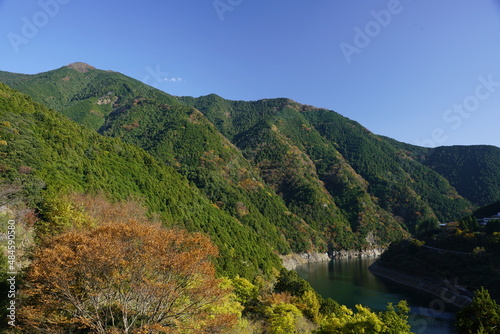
top-left (97, 94), bottom-right (328, 252)
top-left (0, 64), bottom-right (372, 251)
top-left (472, 200), bottom-right (500, 218)
top-left (0, 82), bottom-right (283, 278)
top-left (3, 63), bottom-right (498, 253)
top-left (0, 65), bottom-right (345, 253)
top-left (420, 145), bottom-right (500, 207)
top-left (381, 139), bottom-right (500, 210)
top-left (303, 110), bottom-right (474, 224)
top-left (0, 63), bottom-right (182, 131)
top-left (181, 95), bottom-right (472, 230)
top-left (180, 95), bottom-right (409, 244)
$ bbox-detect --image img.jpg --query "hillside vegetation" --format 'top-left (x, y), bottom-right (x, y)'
top-left (3, 63), bottom-right (500, 253)
top-left (4, 64), bottom-right (499, 255)
top-left (421, 145), bottom-right (500, 206)
top-left (2, 63), bottom-right (500, 332)
top-left (378, 201), bottom-right (500, 302)
top-left (0, 82), bottom-right (282, 278)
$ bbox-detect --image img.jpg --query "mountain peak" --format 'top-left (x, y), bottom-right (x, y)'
top-left (65, 62), bottom-right (96, 73)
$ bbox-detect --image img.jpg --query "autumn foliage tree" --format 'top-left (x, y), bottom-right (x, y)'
top-left (20, 220), bottom-right (237, 333)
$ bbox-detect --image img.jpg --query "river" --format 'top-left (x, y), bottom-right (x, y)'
top-left (295, 258), bottom-right (457, 333)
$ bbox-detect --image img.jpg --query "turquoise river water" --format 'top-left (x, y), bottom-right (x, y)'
top-left (295, 258), bottom-right (457, 333)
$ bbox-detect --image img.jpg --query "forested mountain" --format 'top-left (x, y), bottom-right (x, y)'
top-left (0, 82), bottom-right (283, 278)
top-left (181, 95), bottom-right (473, 233)
top-left (2, 63), bottom-right (500, 258)
top-left (384, 140), bottom-right (500, 208)
top-left (420, 145), bottom-right (500, 207)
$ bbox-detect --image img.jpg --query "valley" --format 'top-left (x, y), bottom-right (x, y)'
top-left (1, 63), bottom-right (500, 333)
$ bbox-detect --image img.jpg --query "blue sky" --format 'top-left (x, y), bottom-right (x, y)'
top-left (1, 0), bottom-right (500, 148)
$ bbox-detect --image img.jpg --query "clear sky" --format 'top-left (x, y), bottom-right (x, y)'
top-left (1, 0), bottom-right (500, 148)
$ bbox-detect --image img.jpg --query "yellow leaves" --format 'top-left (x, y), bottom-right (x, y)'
top-left (317, 304), bottom-right (391, 334)
top-left (238, 177), bottom-right (263, 191)
top-left (203, 278), bottom-right (244, 323)
top-left (266, 303), bottom-right (304, 334)
top-left (22, 214), bottom-right (234, 333)
top-left (297, 289), bottom-right (322, 323)
top-left (0, 89), bottom-right (11, 99)
top-left (38, 194), bottom-right (96, 236)
top-left (232, 276), bottom-right (259, 305)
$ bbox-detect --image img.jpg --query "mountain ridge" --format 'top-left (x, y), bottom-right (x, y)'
top-left (0, 81), bottom-right (284, 278)
top-left (2, 63), bottom-right (500, 260)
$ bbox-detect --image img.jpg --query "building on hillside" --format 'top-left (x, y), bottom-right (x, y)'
top-left (477, 212), bottom-right (500, 226)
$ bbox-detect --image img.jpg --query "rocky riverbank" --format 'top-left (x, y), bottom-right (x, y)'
top-left (331, 247), bottom-right (385, 259)
top-left (279, 252), bottom-right (330, 270)
top-left (369, 261), bottom-right (473, 309)
top-left (280, 248), bottom-right (386, 270)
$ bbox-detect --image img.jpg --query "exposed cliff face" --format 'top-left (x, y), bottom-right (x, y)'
top-left (331, 247), bottom-right (385, 259)
top-left (280, 248), bottom-right (387, 270)
top-left (65, 62), bottom-right (96, 73)
top-left (279, 252), bottom-right (330, 270)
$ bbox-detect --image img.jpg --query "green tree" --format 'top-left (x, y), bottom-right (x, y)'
top-left (416, 218), bottom-right (440, 236)
top-left (456, 287), bottom-right (500, 334)
top-left (231, 275), bottom-right (259, 309)
top-left (315, 304), bottom-right (386, 333)
top-left (265, 303), bottom-right (305, 334)
top-left (320, 298), bottom-right (342, 315)
top-left (314, 301), bottom-right (413, 334)
top-left (274, 268), bottom-right (314, 297)
top-left (378, 301), bottom-right (412, 333)
top-left (459, 216), bottom-right (479, 232)
top-left (297, 289), bottom-right (323, 323)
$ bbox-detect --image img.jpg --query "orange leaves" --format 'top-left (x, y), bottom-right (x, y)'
top-left (261, 291), bottom-right (295, 306)
top-left (69, 192), bottom-right (149, 225)
top-left (238, 177), bottom-right (263, 192)
top-left (21, 216), bottom-right (235, 333)
top-left (121, 120), bottom-right (140, 131)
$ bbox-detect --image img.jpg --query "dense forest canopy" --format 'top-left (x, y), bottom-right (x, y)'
top-left (2, 63), bottom-right (500, 333)
top-left (3, 64), bottom-right (500, 258)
